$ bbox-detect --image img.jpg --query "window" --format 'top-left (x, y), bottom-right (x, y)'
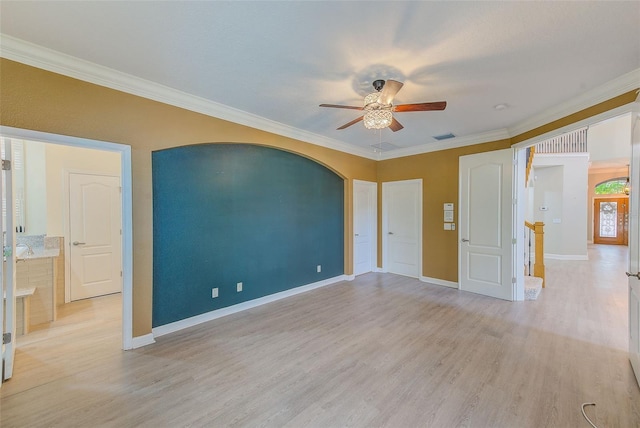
top-left (595, 178), bottom-right (627, 195)
top-left (1, 138), bottom-right (26, 234)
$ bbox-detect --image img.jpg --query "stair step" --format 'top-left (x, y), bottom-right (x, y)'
top-left (525, 276), bottom-right (543, 300)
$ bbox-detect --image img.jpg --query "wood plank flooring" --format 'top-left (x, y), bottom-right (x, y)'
top-left (2, 244), bottom-right (639, 427)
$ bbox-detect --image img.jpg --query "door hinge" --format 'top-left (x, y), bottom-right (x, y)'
top-left (512, 238), bottom-right (517, 244)
top-left (120, 271), bottom-right (123, 277)
top-left (512, 277), bottom-right (517, 284)
top-left (2, 332), bottom-right (11, 344)
top-left (2, 160), bottom-right (11, 171)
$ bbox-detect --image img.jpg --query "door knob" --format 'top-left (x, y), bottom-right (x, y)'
top-left (626, 272), bottom-right (640, 279)
top-left (461, 238), bottom-right (470, 242)
top-left (388, 232), bottom-right (394, 235)
top-left (72, 241), bottom-right (86, 246)
top-left (354, 234), bottom-right (359, 237)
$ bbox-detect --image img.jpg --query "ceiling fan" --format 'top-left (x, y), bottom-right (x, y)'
top-left (320, 79), bottom-right (446, 132)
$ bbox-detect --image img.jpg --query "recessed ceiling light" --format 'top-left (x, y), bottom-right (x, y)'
top-left (494, 103), bottom-right (509, 111)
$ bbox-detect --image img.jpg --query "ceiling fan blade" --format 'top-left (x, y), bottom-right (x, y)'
top-left (389, 117), bottom-right (404, 132)
top-left (337, 116), bottom-right (364, 130)
top-left (319, 104), bottom-right (364, 110)
top-left (378, 80), bottom-right (404, 105)
top-left (394, 101), bottom-right (447, 112)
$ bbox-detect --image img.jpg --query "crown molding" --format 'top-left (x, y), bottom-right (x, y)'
top-left (379, 129), bottom-right (511, 160)
top-left (511, 103), bottom-right (635, 149)
top-left (2, 34), bottom-right (638, 161)
top-left (508, 68), bottom-right (640, 138)
top-left (0, 35), bottom-right (378, 160)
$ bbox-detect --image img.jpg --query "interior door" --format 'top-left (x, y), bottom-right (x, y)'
top-left (353, 180), bottom-right (377, 276)
top-left (383, 179), bottom-right (422, 278)
top-left (459, 148), bottom-right (515, 301)
top-left (69, 173), bottom-right (122, 301)
top-left (594, 197), bottom-right (629, 245)
top-left (1, 139), bottom-right (16, 383)
top-left (628, 101), bottom-right (640, 387)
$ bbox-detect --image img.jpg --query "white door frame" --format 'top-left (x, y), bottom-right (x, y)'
top-left (0, 126), bottom-right (134, 350)
top-left (513, 104), bottom-right (638, 272)
top-left (382, 179), bottom-right (422, 278)
top-left (1, 139), bottom-right (17, 382)
top-left (353, 180), bottom-right (377, 276)
top-left (64, 170), bottom-right (122, 303)
top-left (628, 94), bottom-right (640, 386)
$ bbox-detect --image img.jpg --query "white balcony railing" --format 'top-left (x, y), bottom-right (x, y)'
top-left (535, 127), bottom-right (588, 154)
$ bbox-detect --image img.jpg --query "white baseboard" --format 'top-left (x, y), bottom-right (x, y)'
top-left (373, 267), bottom-right (384, 273)
top-left (131, 333), bottom-right (155, 349)
top-left (152, 275), bottom-right (348, 338)
top-left (345, 274), bottom-right (355, 281)
top-left (545, 253), bottom-right (589, 261)
top-left (420, 276), bottom-right (459, 289)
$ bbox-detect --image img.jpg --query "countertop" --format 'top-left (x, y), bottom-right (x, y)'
top-left (17, 247), bottom-right (60, 260)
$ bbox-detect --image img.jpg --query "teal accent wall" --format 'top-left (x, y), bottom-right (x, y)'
top-left (152, 144), bottom-right (344, 327)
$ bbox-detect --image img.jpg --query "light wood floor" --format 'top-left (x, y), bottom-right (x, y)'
top-left (2, 245), bottom-right (639, 427)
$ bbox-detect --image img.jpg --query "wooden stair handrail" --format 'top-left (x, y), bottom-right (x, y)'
top-left (524, 221), bottom-right (545, 288)
top-left (525, 146), bottom-right (536, 187)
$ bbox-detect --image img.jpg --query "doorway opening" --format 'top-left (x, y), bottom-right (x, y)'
top-left (0, 126), bottom-right (133, 386)
top-left (514, 108), bottom-right (634, 301)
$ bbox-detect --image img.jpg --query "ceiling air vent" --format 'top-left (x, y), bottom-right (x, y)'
top-left (433, 133), bottom-right (455, 141)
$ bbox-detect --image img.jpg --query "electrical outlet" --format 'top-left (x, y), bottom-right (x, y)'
top-left (317, 265), bottom-right (322, 273)
top-left (212, 288), bottom-right (218, 298)
top-left (237, 282), bottom-right (243, 292)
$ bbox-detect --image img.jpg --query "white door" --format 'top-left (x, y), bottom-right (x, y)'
top-left (383, 179), bottom-right (422, 278)
top-left (353, 180), bottom-right (377, 276)
top-left (459, 149), bottom-right (515, 301)
top-left (69, 173), bottom-right (122, 301)
top-left (628, 98), bottom-right (640, 386)
top-left (1, 139), bottom-right (16, 383)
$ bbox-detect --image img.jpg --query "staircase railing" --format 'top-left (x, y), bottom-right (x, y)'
top-left (534, 127), bottom-right (588, 154)
top-left (524, 221), bottom-right (545, 287)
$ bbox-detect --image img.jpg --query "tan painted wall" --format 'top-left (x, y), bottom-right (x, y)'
top-left (0, 59), bottom-right (377, 336)
top-left (1, 58), bottom-right (637, 337)
top-left (377, 140), bottom-right (512, 282)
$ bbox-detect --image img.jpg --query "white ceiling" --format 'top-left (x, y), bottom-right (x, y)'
top-left (1, 1), bottom-right (639, 158)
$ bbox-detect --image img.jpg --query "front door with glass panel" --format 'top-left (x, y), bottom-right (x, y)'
top-left (594, 197), bottom-right (629, 245)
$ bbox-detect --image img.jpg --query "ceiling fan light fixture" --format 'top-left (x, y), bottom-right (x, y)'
top-left (364, 92), bottom-right (380, 107)
top-left (364, 109), bottom-right (392, 129)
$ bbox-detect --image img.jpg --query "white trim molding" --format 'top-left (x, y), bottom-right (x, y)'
top-left (131, 334), bottom-right (155, 349)
top-left (380, 129), bottom-right (511, 160)
top-left (420, 276), bottom-right (459, 289)
top-left (0, 35), bottom-right (377, 160)
top-left (152, 275), bottom-right (348, 338)
top-left (3, 34), bottom-right (637, 161)
top-left (509, 68), bottom-right (640, 138)
top-left (0, 126), bottom-right (135, 351)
